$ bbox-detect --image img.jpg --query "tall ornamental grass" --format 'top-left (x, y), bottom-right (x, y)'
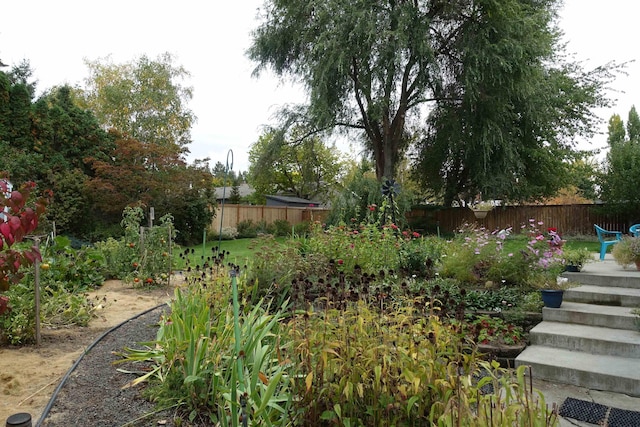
top-left (118, 275), bottom-right (293, 426)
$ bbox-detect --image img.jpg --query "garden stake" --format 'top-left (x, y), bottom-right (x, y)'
top-left (218, 149), bottom-right (234, 250)
top-left (34, 236), bottom-right (41, 346)
top-left (230, 268), bottom-right (245, 427)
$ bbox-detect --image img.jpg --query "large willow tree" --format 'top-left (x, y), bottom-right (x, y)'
top-left (249, 0), bottom-right (615, 204)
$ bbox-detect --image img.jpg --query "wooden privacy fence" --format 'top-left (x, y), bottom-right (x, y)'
top-left (408, 204), bottom-right (637, 236)
top-left (212, 204), bottom-right (637, 236)
top-left (212, 205), bottom-right (330, 233)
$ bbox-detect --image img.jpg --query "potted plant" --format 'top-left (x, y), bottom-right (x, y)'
top-left (562, 247), bottom-right (594, 272)
top-left (538, 278), bottom-right (576, 308)
top-left (611, 236), bottom-right (640, 270)
top-left (528, 262), bottom-right (574, 308)
top-left (469, 201), bottom-right (494, 219)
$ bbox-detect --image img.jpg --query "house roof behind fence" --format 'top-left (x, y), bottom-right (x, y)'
top-left (214, 183), bottom-right (254, 200)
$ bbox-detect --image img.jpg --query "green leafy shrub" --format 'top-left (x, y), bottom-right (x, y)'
top-left (292, 220), bottom-right (311, 237)
top-left (520, 291), bottom-right (544, 312)
top-left (285, 303), bottom-right (475, 424)
top-left (37, 236), bottom-right (106, 290)
top-left (255, 219), bottom-right (275, 235)
top-left (272, 219), bottom-right (291, 237)
top-left (0, 235), bottom-right (105, 344)
top-left (398, 234), bottom-right (446, 277)
top-left (0, 281), bottom-right (96, 345)
top-left (236, 219), bottom-right (258, 238)
top-left (440, 223), bottom-right (503, 284)
top-left (95, 207), bottom-right (174, 286)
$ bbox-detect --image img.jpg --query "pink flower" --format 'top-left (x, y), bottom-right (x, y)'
top-left (412, 231), bottom-right (420, 238)
top-left (337, 259), bottom-right (344, 265)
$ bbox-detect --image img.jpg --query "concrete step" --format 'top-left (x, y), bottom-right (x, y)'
top-left (564, 285), bottom-right (640, 307)
top-left (515, 346), bottom-right (640, 397)
top-left (562, 271), bottom-right (640, 289)
top-left (528, 321), bottom-right (640, 358)
top-left (542, 302), bottom-right (638, 331)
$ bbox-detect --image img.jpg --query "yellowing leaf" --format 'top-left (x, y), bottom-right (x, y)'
top-left (258, 371), bottom-right (269, 385)
top-left (305, 371), bottom-right (313, 392)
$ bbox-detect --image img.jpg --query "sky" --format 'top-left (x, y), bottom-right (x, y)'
top-left (1, 0), bottom-right (639, 172)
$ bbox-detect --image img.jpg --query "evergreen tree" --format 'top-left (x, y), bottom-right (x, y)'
top-left (627, 106), bottom-right (640, 141)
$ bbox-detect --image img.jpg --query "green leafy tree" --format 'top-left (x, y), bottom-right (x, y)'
top-left (81, 53), bottom-right (195, 153)
top-left (600, 107), bottom-right (640, 216)
top-left (412, 1), bottom-right (613, 205)
top-left (86, 131), bottom-right (214, 244)
top-left (567, 155), bottom-right (599, 202)
top-left (249, 0), bottom-right (614, 196)
top-left (608, 114), bottom-right (626, 146)
top-left (247, 127), bottom-right (343, 203)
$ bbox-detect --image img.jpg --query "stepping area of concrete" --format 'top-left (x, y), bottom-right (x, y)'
top-left (515, 253), bottom-right (640, 426)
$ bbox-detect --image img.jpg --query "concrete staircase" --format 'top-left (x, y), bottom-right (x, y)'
top-left (515, 267), bottom-right (640, 397)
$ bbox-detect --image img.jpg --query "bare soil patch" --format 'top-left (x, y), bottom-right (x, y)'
top-left (0, 280), bottom-right (176, 424)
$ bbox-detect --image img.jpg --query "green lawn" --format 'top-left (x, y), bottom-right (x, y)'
top-left (175, 237), bottom-right (285, 269)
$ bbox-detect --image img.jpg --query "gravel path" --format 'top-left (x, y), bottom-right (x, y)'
top-left (38, 306), bottom-right (176, 427)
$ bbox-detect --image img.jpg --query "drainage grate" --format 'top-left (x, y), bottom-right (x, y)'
top-left (609, 407), bottom-right (640, 427)
top-left (559, 397), bottom-right (608, 425)
top-left (559, 397), bottom-right (640, 427)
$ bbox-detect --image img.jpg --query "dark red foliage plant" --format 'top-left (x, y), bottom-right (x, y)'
top-left (0, 176), bottom-right (51, 291)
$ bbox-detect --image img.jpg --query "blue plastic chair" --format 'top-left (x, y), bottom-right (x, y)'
top-left (629, 224), bottom-right (640, 237)
top-left (594, 224), bottom-right (622, 260)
